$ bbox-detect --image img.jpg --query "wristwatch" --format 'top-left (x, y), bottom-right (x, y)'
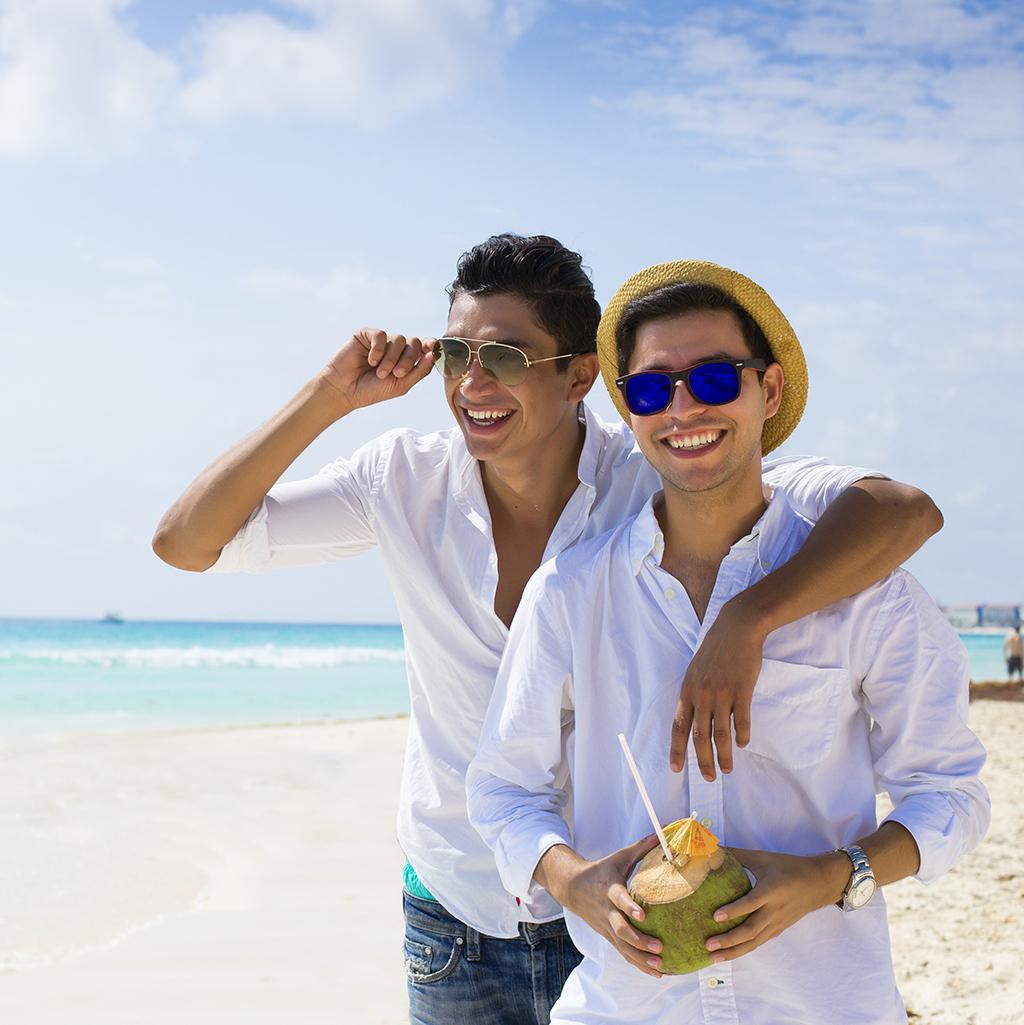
top-left (834, 844), bottom-right (876, 911)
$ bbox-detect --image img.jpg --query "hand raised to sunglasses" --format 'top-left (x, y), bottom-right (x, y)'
top-left (668, 596), bottom-right (766, 780)
top-left (320, 329), bottom-right (436, 413)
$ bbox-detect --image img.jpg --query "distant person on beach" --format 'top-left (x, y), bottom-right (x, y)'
top-left (153, 234), bottom-right (944, 1025)
top-left (1006, 627), bottom-right (1023, 682)
top-left (467, 260), bottom-right (990, 1025)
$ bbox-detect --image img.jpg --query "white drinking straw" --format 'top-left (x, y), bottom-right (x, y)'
top-left (617, 732), bottom-right (674, 864)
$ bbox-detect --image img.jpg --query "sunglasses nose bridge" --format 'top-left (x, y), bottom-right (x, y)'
top-left (458, 350), bottom-right (500, 393)
top-left (668, 375), bottom-right (708, 414)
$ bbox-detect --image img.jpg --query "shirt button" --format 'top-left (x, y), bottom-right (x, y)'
top-left (664, 588), bottom-right (676, 599)
top-left (707, 978), bottom-right (719, 988)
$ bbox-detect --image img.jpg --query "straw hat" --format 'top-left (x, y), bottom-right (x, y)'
top-left (596, 260), bottom-right (808, 454)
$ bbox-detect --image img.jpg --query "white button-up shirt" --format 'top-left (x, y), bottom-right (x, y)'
top-left (467, 490), bottom-right (989, 1023)
top-left (209, 403), bottom-right (884, 939)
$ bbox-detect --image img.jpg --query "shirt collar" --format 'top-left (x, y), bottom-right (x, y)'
top-left (745, 484), bottom-right (803, 575)
top-left (628, 483), bottom-right (802, 578)
top-left (576, 402), bottom-right (603, 490)
top-left (452, 428), bottom-right (478, 500)
top-left (628, 498), bottom-right (665, 575)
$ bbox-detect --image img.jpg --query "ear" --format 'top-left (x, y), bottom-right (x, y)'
top-left (566, 353), bottom-right (600, 402)
top-left (761, 362), bottom-right (784, 419)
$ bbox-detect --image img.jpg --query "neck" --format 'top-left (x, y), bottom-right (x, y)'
top-left (658, 455), bottom-right (768, 576)
top-left (480, 405), bottom-right (585, 526)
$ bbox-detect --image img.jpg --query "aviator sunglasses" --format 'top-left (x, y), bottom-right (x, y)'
top-left (616, 358), bottom-right (768, 416)
top-left (434, 336), bottom-right (580, 387)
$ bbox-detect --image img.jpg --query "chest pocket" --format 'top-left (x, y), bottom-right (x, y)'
top-left (742, 658), bottom-right (848, 770)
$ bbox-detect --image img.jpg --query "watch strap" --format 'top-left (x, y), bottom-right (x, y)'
top-left (834, 843), bottom-right (874, 910)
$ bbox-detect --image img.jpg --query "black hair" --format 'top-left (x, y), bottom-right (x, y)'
top-left (615, 281), bottom-right (773, 376)
top-left (448, 234), bottom-right (600, 368)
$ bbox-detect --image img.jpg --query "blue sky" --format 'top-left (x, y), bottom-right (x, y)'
top-left (1, 0), bottom-right (1021, 622)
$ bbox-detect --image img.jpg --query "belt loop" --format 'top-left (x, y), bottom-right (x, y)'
top-left (465, 925), bottom-right (481, 962)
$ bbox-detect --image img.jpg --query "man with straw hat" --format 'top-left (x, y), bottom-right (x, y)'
top-left (155, 236), bottom-right (943, 1025)
top-left (468, 260), bottom-right (989, 1024)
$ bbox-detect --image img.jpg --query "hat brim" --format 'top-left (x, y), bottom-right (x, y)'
top-left (597, 260), bottom-right (808, 455)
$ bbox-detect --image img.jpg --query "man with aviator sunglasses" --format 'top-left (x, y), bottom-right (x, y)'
top-left (153, 235), bottom-right (943, 1025)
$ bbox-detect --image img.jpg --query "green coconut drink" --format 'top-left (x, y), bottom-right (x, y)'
top-left (628, 816), bottom-right (751, 974)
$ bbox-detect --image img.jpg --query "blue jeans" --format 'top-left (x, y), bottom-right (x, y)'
top-left (403, 891), bottom-right (583, 1025)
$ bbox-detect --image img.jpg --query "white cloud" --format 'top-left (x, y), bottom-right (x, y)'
top-left (0, 0), bottom-right (540, 156)
top-left (618, 0), bottom-right (1024, 192)
top-left (896, 223), bottom-right (986, 248)
top-left (500, 0), bottom-right (545, 41)
top-left (178, 2), bottom-right (483, 124)
top-left (0, 0), bottom-right (178, 156)
top-left (70, 236), bottom-right (165, 277)
top-left (236, 262), bottom-right (439, 330)
top-left (785, 0), bottom-right (1002, 56)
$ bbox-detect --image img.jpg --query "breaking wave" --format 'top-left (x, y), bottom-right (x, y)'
top-left (0, 645), bottom-right (406, 670)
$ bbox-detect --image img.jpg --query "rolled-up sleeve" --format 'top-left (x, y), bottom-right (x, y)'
top-left (467, 565), bottom-right (575, 912)
top-left (762, 454), bottom-right (885, 521)
top-left (861, 574), bottom-right (990, 884)
top-left (206, 435), bottom-right (388, 574)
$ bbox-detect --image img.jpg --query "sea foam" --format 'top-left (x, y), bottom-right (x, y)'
top-left (0, 645), bottom-right (406, 670)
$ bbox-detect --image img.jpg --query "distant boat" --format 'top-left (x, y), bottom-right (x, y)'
top-left (102, 611), bottom-right (124, 624)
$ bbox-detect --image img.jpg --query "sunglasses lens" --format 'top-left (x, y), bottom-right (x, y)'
top-left (622, 373), bottom-right (673, 415)
top-left (479, 343), bottom-right (529, 386)
top-left (435, 338), bottom-right (471, 379)
top-left (688, 362), bottom-right (741, 405)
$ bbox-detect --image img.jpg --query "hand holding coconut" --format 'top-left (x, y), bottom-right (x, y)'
top-left (612, 735), bottom-right (754, 976)
top-left (627, 817), bottom-right (753, 974)
top-left (706, 820), bottom-right (921, 964)
top-left (700, 847), bottom-right (849, 963)
top-left (535, 835), bottom-right (667, 978)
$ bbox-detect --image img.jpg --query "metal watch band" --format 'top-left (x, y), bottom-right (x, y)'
top-left (840, 843), bottom-right (870, 875)
top-left (834, 843), bottom-right (875, 911)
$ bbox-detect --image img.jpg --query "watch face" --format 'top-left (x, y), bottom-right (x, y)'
top-left (848, 877), bottom-right (876, 908)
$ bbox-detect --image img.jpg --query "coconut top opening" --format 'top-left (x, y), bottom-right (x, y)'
top-left (630, 846), bottom-right (726, 905)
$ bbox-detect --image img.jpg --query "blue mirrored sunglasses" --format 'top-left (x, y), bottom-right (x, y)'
top-left (615, 358), bottom-right (768, 416)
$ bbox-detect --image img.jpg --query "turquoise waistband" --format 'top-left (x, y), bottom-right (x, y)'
top-left (403, 861), bottom-right (437, 902)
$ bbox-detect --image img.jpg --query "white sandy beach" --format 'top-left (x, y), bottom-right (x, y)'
top-left (1, 699), bottom-right (1020, 1025)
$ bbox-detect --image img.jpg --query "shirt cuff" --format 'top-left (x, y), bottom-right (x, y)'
top-left (882, 786), bottom-right (990, 885)
top-left (494, 822), bottom-right (573, 912)
top-left (204, 501), bottom-right (271, 574)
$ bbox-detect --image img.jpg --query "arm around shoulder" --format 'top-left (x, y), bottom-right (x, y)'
top-left (849, 475), bottom-right (944, 546)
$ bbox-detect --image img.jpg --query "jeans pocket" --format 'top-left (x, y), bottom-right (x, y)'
top-left (403, 934), bottom-right (464, 985)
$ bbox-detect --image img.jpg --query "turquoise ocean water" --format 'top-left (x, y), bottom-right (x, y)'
top-left (0, 618), bottom-right (408, 733)
top-left (0, 619), bottom-right (1009, 734)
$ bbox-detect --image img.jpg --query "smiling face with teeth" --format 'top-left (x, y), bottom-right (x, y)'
top-left (443, 291), bottom-right (598, 473)
top-left (626, 309), bottom-right (784, 498)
